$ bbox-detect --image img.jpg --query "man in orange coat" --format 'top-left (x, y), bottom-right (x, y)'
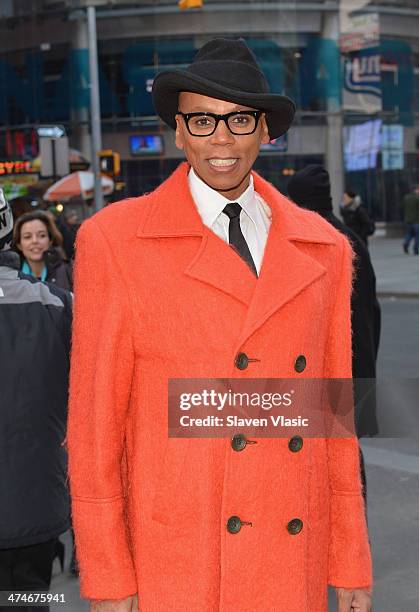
top-left (68, 39), bottom-right (372, 612)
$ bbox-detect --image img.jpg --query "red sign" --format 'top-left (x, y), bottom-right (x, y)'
top-left (0, 160), bottom-right (35, 175)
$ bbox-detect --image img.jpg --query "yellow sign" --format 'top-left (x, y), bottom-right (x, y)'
top-left (179, 0), bottom-right (203, 9)
top-left (98, 150), bottom-right (121, 177)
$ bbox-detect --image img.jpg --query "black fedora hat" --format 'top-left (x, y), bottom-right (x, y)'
top-left (152, 38), bottom-right (296, 139)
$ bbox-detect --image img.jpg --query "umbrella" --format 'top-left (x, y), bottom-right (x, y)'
top-left (44, 171), bottom-right (114, 202)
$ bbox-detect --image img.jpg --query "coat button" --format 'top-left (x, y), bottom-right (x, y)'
top-left (294, 355), bottom-right (306, 373)
top-left (227, 515), bottom-right (242, 534)
top-left (231, 433), bottom-right (247, 452)
top-left (287, 518), bottom-right (303, 535)
top-left (235, 352), bottom-right (249, 370)
top-left (288, 436), bottom-right (303, 453)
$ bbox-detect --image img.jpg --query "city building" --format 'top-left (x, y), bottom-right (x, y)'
top-left (1, 0), bottom-right (418, 221)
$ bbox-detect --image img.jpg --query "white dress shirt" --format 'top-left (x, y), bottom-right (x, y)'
top-left (188, 168), bottom-right (272, 275)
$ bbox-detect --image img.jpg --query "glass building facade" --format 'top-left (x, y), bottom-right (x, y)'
top-left (1, 0), bottom-right (418, 221)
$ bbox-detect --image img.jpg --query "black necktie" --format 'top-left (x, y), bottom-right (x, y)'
top-left (223, 202), bottom-right (257, 276)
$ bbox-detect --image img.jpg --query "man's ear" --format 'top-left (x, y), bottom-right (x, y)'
top-left (175, 115), bottom-right (184, 151)
top-left (260, 114), bottom-right (270, 145)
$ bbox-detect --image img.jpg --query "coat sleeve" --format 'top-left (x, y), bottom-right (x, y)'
top-left (325, 234), bottom-right (373, 589)
top-left (67, 219), bottom-right (137, 600)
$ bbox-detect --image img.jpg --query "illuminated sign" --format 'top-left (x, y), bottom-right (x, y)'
top-left (0, 160), bottom-right (36, 175)
top-left (344, 119), bottom-right (382, 171)
top-left (37, 125), bottom-right (66, 139)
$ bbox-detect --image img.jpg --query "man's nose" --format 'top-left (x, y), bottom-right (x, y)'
top-left (209, 119), bottom-right (235, 144)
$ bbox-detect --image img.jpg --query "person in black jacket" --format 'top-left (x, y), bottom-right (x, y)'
top-left (13, 211), bottom-right (73, 292)
top-left (287, 166), bottom-right (381, 498)
top-left (0, 189), bottom-right (72, 611)
top-left (340, 188), bottom-right (375, 247)
top-left (56, 209), bottom-right (81, 261)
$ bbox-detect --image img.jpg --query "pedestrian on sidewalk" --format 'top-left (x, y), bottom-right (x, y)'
top-left (0, 189), bottom-right (72, 611)
top-left (56, 208), bottom-right (81, 261)
top-left (340, 189), bottom-right (375, 247)
top-left (288, 165), bottom-right (381, 497)
top-left (13, 211), bottom-right (73, 292)
top-left (401, 185), bottom-right (419, 255)
top-left (68, 38), bottom-right (372, 612)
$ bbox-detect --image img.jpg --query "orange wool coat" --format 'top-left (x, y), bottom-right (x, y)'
top-left (68, 163), bottom-right (372, 611)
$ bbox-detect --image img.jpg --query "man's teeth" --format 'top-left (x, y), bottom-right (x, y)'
top-left (209, 159), bottom-right (237, 167)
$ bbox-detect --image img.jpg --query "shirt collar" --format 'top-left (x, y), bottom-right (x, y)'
top-left (21, 260), bottom-right (48, 282)
top-left (188, 167), bottom-right (258, 227)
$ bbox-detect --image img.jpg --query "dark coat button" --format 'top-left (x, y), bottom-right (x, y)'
top-left (294, 355), bottom-right (306, 373)
top-left (231, 433), bottom-right (247, 452)
top-left (235, 352), bottom-right (249, 370)
top-left (227, 515), bottom-right (242, 534)
top-left (287, 518), bottom-right (303, 535)
top-left (288, 436), bottom-right (303, 453)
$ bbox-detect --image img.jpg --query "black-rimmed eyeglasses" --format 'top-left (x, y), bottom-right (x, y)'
top-left (177, 110), bottom-right (263, 137)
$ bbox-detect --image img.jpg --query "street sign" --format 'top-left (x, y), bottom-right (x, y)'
top-left (39, 136), bottom-right (69, 178)
top-left (37, 125), bottom-right (66, 139)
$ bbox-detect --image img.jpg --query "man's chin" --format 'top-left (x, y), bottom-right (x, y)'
top-left (197, 171), bottom-right (250, 196)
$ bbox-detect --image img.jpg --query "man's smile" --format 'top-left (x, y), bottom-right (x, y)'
top-left (207, 158), bottom-right (239, 170)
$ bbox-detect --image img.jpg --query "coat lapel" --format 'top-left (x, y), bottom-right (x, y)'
top-left (237, 174), bottom-right (337, 344)
top-left (185, 228), bottom-right (256, 306)
top-left (137, 163), bottom-right (256, 306)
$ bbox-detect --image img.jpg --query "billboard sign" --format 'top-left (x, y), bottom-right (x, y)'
top-left (344, 119), bottom-right (382, 171)
top-left (343, 52), bottom-right (382, 113)
top-left (340, 13), bottom-right (380, 53)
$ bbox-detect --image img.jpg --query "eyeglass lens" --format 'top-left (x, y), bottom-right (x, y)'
top-left (187, 113), bottom-right (257, 135)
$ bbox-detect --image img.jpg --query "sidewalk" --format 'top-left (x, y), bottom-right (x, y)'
top-left (368, 235), bottom-right (419, 297)
top-left (50, 530), bottom-right (87, 610)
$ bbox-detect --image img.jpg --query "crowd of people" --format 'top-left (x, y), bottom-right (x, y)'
top-left (0, 157), bottom-right (380, 611)
top-left (1, 178), bottom-right (377, 612)
top-left (2, 35), bottom-right (415, 612)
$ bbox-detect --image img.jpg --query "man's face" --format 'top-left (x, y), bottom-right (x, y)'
top-left (342, 193), bottom-right (352, 206)
top-left (175, 92), bottom-right (270, 200)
